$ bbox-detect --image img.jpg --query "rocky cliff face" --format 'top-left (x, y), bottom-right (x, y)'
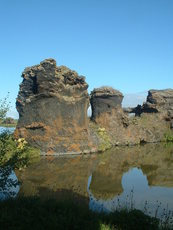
top-left (134, 89), bottom-right (173, 119)
top-left (15, 58), bottom-right (173, 154)
top-left (147, 89), bottom-right (173, 122)
top-left (15, 59), bottom-right (91, 154)
top-left (90, 87), bottom-right (142, 147)
top-left (90, 87), bottom-right (173, 148)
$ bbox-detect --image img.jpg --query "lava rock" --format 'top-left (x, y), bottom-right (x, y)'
top-left (90, 87), bottom-right (123, 120)
top-left (15, 58), bottom-right (90, 154)
top-left (134, 89), bottom-right (173, 117)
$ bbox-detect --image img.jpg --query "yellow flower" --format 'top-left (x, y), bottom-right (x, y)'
top-left (16, 138), bottom-right (27, 149)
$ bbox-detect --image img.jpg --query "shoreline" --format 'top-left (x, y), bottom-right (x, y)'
top-left (0, 124), bottom-right (16, 128)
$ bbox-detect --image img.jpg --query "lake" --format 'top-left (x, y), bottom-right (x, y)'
top-left (1, 127), bottom-right (173, 218)
top-left (0, 126), bottom-right (15, 133)
top-left (15, 143), bottom-right (173, 218)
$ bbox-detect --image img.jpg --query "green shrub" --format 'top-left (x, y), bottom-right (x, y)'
top-left (0, 131), bottom-right (40, 198)
top-left (0, 131), bottom-right (40, 169)
top-left (97, 128), bottom-right (112, 152)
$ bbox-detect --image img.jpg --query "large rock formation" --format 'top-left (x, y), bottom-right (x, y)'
top-left (15, 58), bottom-right (91, 154)
top-left (15, 58), bottom-right (173, 154)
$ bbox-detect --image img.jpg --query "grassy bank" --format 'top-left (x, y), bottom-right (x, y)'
top-left (0, 123), bottom-right (16, 127)
top-left (0, 196), bottom-right (161, 230)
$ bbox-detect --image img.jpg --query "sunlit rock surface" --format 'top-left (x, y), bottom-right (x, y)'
top-left (134, 89), bottom-right (173, 119)
top-left (14, 59), bottom-right (94, 154)
top-left (90, 87), bottom-right (123, 121)
top-left (90, 87), bottom-right (173, 147)
top-left (14, 58), bottom-right (173, 154)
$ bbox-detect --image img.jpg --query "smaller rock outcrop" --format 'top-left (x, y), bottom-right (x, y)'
top-left (90, 87), bottom-right (137, 147)
top-left (90, 87), bottom-right (123, 121)
top-left (133, 89), bottom-right (173, 122)
top-left (90, 87), bottom-right (173, 148)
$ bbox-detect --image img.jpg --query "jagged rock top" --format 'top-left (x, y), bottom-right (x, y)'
top-left (22, 58), bottom-right (87, 88)
top-left (17, 58), bottom-right (89, 106)
top-left (91, 87), bottom-right (123, 98)
top-left (147, 89), bottom-right (173, 105)
top-left (15, 58), bottom-right (90, 153)
top-left (132, 89), bottom-right (173, 117)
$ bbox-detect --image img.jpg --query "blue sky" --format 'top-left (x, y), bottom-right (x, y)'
top-left (0, 0), bottom-right (173, 117)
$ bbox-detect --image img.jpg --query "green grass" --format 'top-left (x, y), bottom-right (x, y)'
top-left (0, 123), bottom-right (16, 127)
top-left (164, 132), bottom-right (173, 142)
top-left (97, 127), bottom-right (112, 152)
top-left (0, 196), bottom-right (161, 230)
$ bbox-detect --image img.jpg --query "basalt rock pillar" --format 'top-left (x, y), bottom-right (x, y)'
top-left (90, 87), bottom-right (124, 121)
top-left (15, 59), bottom-right (90, 154)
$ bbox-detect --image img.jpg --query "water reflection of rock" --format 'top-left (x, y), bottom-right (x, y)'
top-left (89, 143), bottom-right (173, 199)
top-left (89, 166), bottom-right (123, 200)
top-left (16, 155), bottom-right (99, 199)
top-left (16, 143), bottom-right (173, 202)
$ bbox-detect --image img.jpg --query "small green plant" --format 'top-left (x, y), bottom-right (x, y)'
top-left (164, 132), bottom-right (173, 142)
top-left (100, 223), bottom-right (113, 230)
top-left (97, 127), bottom-right (112, 152)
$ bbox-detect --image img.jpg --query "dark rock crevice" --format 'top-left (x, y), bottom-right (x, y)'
top-left (32, 77), bottom-right (38, 94)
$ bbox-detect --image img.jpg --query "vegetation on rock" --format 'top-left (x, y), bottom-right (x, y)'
top-left (97, 127), bottom-right (112, 152)
top-left (164, 132), bottom-right (173, 143)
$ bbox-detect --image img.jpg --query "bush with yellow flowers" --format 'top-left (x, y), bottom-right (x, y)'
top-left (0, 131), bottom-right (40, 169)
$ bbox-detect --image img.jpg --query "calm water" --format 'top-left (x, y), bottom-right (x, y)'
top-left (0, 126), bottom-right (15, 133)
top-left (15, 143), bottom-right (173, 217)
top-left (1, 127), bottom-right (173, 217)
top-left (0, 127), bottom-right (19, 199)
